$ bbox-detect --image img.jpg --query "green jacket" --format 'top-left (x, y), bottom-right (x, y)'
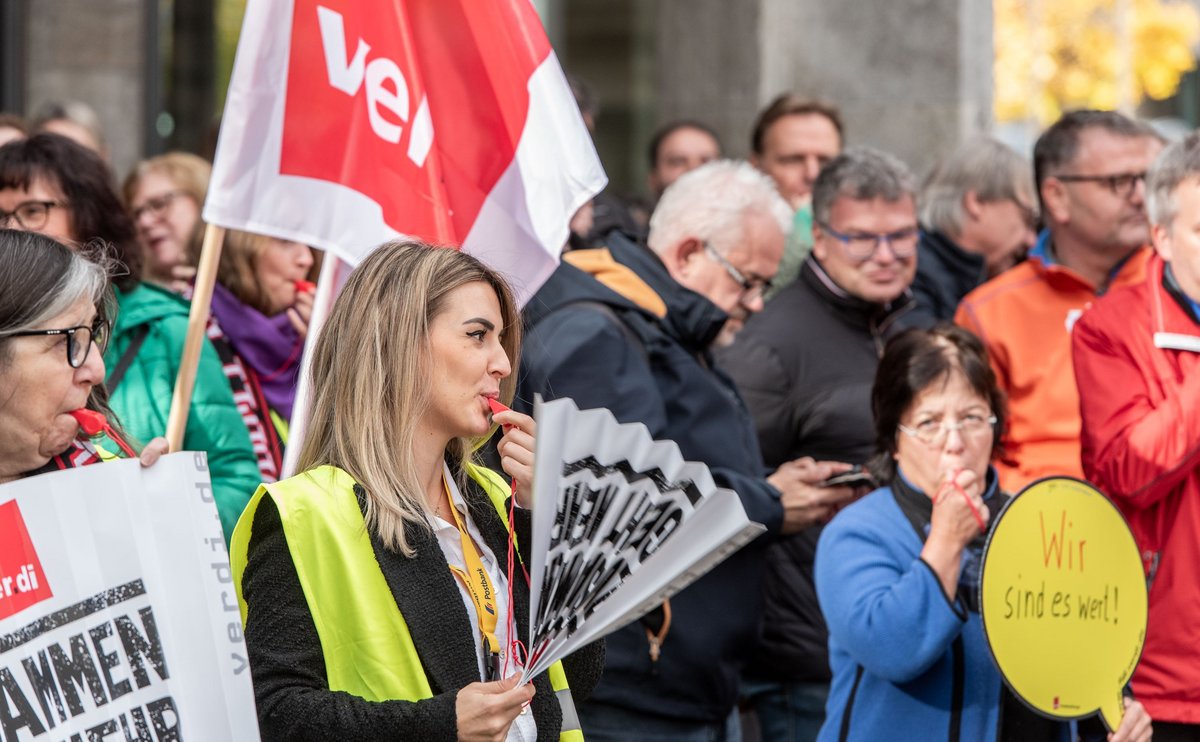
top-left (104, 284), bottom-right (260, 541)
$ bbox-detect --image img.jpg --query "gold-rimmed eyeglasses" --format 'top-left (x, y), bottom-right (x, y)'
top-left (898, 413), bottom-right (997, 446)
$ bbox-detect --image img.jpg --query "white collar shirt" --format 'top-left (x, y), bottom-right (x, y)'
top-left (432, 463), bottom-right (534, 742)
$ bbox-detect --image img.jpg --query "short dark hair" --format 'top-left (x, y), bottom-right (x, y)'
top-left (1033, 109), bottom-right (1162, 198)
top-left (0, 133), bottom-right (141, 291)
top-left (647, 120), bottom-right (721, 168)
top-left (567, 73), bottom-right (598, 126)
top-left (868, 324), bottom-right (1007, 483)
top-left (751, 94), bottom-right (843, 155)
top-left (31, 100), bottom-right (105, 150)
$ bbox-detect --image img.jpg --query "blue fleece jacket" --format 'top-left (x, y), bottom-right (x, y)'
top-left (815, 487), bottom-right (1002, 741)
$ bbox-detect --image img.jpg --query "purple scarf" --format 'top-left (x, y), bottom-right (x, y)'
top-left (209, 282), bottom-right (303, 420)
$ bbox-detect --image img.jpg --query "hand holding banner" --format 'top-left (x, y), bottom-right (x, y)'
top-left (0, 455), bottom-right (260, 740)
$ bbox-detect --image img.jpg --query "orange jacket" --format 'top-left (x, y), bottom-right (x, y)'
top-left (955, 239), bottom-right (1149, 492)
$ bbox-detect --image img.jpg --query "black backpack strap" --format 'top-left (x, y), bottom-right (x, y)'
top-left (106, 324), bottom-right (150, 392)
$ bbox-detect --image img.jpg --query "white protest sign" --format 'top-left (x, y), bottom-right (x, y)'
top-left (0, 453), bottom-right (259, 741)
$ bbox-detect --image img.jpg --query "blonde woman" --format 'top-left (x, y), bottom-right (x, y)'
top-left (123, 152), bottom-right (210, 293)
top-left (127, 153), bottom-right (315, 482)
top-left (206, 230), bottom-right (316, 481)
top-left (231, 241), bottom-right (603, 741)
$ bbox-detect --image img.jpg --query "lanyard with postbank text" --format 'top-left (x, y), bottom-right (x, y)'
top-left (443, 476), bottom-right (503, 680)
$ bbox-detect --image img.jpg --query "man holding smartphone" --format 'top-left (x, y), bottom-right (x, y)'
top-left (718, 147), bottom-right (918, 741)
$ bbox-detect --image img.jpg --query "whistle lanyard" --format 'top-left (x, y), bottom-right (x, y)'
top-left (443, 477), bottom-right (503, 672)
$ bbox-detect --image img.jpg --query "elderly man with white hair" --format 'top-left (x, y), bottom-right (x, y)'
top-left (517, 159), bottom-right (859, 740)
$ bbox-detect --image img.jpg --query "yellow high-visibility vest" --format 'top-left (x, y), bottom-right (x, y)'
top-left (230, 463), bottom-right (583, 741)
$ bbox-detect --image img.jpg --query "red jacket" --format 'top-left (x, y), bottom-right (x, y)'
top-left (1073, 253), bottom-right (1200, 723)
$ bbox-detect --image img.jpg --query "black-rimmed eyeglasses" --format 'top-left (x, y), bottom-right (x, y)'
top-left (1054, 171), bottom-right (1146, 198)
top-left (703, 243), bottom-right (774, 302)
top-left (0, 200), bottom-right (67, 231)
top-left (816, 221), bottom-right (920, 262)
top-left (5, 319), bottom-right (111, 368)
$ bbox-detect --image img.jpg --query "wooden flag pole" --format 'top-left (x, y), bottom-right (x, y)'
top-left (165, 223), bottom-right (226, 451)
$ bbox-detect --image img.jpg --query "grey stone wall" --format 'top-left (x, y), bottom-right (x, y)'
top-left (654, 0), bottom-right (763, 158)
top-left (25, 0), bottom-right (148, 179)
top-left (656, 0), bottom-right (993, 176)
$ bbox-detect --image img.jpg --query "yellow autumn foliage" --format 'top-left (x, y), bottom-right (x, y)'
top-left (995, 0), bottom-right (1200, 124)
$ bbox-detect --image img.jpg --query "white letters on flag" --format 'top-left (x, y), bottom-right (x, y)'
top-left (204, 0), bottom-right (606, 303)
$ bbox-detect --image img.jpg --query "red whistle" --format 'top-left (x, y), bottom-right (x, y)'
top-left (69, 409), bottom-right (107, 437)
top-left (487, 398), bottom-right (517, 432)
top-left (294, 279), bottom-right (316, 293)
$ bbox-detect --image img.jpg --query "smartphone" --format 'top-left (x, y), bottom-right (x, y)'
top-left (819, 466), bottom-right (875, 489)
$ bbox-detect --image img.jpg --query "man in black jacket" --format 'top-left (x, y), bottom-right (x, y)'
top-left (717, 147), bottom-right (919, 741)
top-left (906, 136), bottom-right (1038, 327)
top-left (517, 160), bottom-right (860, 740)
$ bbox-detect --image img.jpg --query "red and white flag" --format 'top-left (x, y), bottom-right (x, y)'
top-left (203, 0), bottom-right (606, 303)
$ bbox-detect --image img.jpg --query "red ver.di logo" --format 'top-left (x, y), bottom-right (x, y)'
top-left (0, 501), bottom-right (53, 619)
top-left (279, 0), bottom-right (549, 243)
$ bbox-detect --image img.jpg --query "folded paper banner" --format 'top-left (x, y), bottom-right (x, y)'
top-left (520, 397), bottom-right (765, 682)
top-left (0, 455), bottom-right (260, 740)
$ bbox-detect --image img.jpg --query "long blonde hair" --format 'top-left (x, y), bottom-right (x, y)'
top-left (296, 241), bottom-right (522, 555)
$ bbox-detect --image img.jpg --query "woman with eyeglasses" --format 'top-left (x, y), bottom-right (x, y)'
top-left (123, 152), bottom-right (211, 294)
top-left (125, 152), bottom-right (317, 482)
top-left (0, 230), bottom-right (169, 480)
top-left (813, 325), bottom-right (1152, 742)
top-left (0, 134), bottom-right (260, 542)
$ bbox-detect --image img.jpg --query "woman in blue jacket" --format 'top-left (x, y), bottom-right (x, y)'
top-left (815, 325), bottom-right (1151, 742)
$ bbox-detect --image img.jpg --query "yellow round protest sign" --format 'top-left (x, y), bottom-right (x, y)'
top-left (980, 477), bottom-right (1147, 732)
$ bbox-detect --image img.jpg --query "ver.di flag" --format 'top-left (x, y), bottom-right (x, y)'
top-left (203, 0), bottom-right (606, 303)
